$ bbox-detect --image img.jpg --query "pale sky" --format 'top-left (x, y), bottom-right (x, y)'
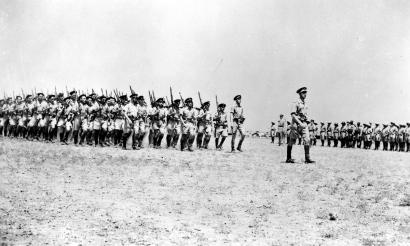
top-left (1, 0), bottom-right (409, 130)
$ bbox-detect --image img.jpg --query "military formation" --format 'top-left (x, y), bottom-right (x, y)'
top-left (0, 87), bottom-right (246, 152)
top-left (271, 113), bottom-right (410, 153)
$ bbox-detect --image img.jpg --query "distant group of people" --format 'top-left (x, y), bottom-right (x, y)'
top-left (271, 116), bottom-right (410, 152)
top-left (0, 88), bottom-right (246, 152)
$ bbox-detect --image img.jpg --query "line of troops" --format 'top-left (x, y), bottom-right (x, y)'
top-left (0, 90), bottom-right (246, 152)
top-left (271, 118), bottom-right (410, 152)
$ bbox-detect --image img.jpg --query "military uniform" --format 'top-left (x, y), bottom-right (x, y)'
top-left (373, 124), bottom-right (382, 150)
top-left (270, 122), bottom-right (276, 144)
top-left (122, 94), bottom-right (139, 150)
top-left (398, 125), bottom-right (406, 152)
top-left (326, 123), bottom-right (333, 147)
top-left (166, 99), bottom-right (181, 148)
top-left (180, 98), bottom-right (197, 151)
top-left (389, 123), bottom-right (398, 151)
top-left (333, 123), bottom-right (339, 147)
top-left (196, 101), bottom-right (212, 149)
top-left (406, 123), bottom-right (410, 152)
top-left (230, 95), bottom-right (245, 152)
top-left (152, 98), bottom-right (168, 148)
top-left (277, 115), bottom-right (286, 146)
top-left (214, 103), bottom-right (228, 150)
top-left (286, 87), bottom-right (315, 163)
top-left (381, 124), bottom-right (389, 151)
top-left (320, 123), bottom-right (326, 146)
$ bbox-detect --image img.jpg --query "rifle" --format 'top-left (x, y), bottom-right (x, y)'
top-left (65, 86), bottom-right (69, 96)
top-left (165, 96), bottom-right (170, 107)
top-left (215, 95), bottom-right (219, 110)
top-left (151, 90), bottom-right (156, 102)
top-left (105, 89), bottom-right (108, 97)
top-left (21, 89), bottom-right (25, 99)
top-left (198, 91), bottom-right (203, 107)
top-left (169, 86), bottom-right (174, 104)
top-left (129, 85), bottom-right (136, 95)
top-left (179, 92), bottom-right (185, 107)
top-left (54, 86), bottom-right (57, 96)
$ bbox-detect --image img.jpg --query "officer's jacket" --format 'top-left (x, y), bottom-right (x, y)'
top-left (291, 99), bottom-right (308, 123)
top-left (231, 104), bottom-right (244, 123)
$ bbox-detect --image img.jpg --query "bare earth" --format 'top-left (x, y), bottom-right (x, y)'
top-left (1, 138), bottom-right (410, 245)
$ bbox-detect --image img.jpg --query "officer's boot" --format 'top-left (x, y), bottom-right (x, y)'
top-left (187, 134), bottom-right (195, 152)
top-left (203, 135), bottom-right (211, 149)
top-left (304, 145), bottom-right (315, 163)
top-left (231, 133), bottom-right (236, 152)
top-left (285, 145), bottom-right (294, 163)
top-left (218, 136), bottom-right (226, 149)
top-left (237, 135), bottom-right (245, 152)
top-left (196, 132), bottom-right (203, 149)
top-left (180, 134), bottom-right (187, 151)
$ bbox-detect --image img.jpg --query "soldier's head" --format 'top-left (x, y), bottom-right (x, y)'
top-left (107, 97), bottom-right (115, 105)
top-left (70, 90), bottom-right (77, 101)
top-left (173, 99), bottom-right (181, 108)
top-left (25, 95), bottom-right (32, 103)
top-left (130, 94), bottom-right (138, 104)
top-left (0, 99), bottom-right (3, 106)
top-left (218, 103), bottom-right (226, 112)
top-left (202, 101), bottom-right (210, 111)
top-left (15, 95), bottom-right (22, 103)
top-left (90, 93), bottom-right (97, 101)
top-left (357, 122), bottom-right (361, 126)
top-left (37, 92), bottom-right (44, 101)
top-left (271, 122), bottom-right (275, 125)
top-left (137, 96), bottom-right (145, 105)
top-left (119, 95), bottom-right (128, 104)
top-left (296, 87), bottom-right (307, 100)
top-left (279, 114), bottom-right (283, 119)
top-left (79, 94), bottom-right (86, 104)
top-left (185, 98), bottom-right (193, 108)
top-left (234, 95), bottom-right (241, 105)
top-left (156, 98), bottom-right (165, 108)
top-left (98, 96), bottom-right (106, 104)
top-left (321, 122), bottom-right (324, 125)
top-left (407, 123), bottom-right (410, 127)
top-left (64, 96), bottom-right (71, 105)
top-left (86, 96), bottom-right (93, 105)
top-left (48, 95), bottom-right (56, 103)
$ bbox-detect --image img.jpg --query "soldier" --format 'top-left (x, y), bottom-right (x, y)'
top-left (314, 122), bottom-right (319, 146)
top-left (354, 122), bottom-right (363, 148)
top-left (2, 97), bottom-right (12, 137)
top-left (277, 114), bottom-right (286, 146)
top-left (373, 123), bottom-right (382, 150)
top-left (326, 122), bottom-right (333, 147)
top-left (308, 120), bottom-right (315, 146)
top-left (333, 123), bottom-right (339, 147)
top-left (347, 121), bottom-right (355, 148)
top-left (57, 97), bottom-right (73, 144)
top-left (270, 122), bottom-right (276, 144)
top-left (122, 93), bottom-right (139, 150)
top-left (152, 98), bottom-right (167, 149)
top-left (363, 124), bottom-right (370, 149)
top-left (99, 96), bottom-right (110, 147)
top-left (112, 95), bottom-right (127, 147)
top-left (405, 123), bottom-right (410, 152)
top-left (389, 122), bottom-right (397, 151)
top-left (286, 121), bottom-right (291, 144)
top-left (166, 99), bottom-right (181, 148)
top-left (230, 95), bottom-right (245, 152)
top-left (214, 103), bottom-right (228, 150)
top-left (134, 95), bottom-right (149, 149)
top-left (286, 87), bottom-right (315, 164)
top-left (381, 124), bottom-right (389, 151)
top-left (34, 92), bottom-right (49, 141)
top-left (319, 122), bottom-right (326, 146)
top-left (0, 99), bottom-right (4, 136)
top-left (180, 97), bottom-right (197, 151)
top-left (6, 97), bottom-right (16, 138)
top-left (196, 101), bottom-right (213, 149)
top-left (14, 95), bottom-right (25, 138)
top-left (398, 124), bottom-right (406, 152)
top-left (340, 122), bottom-right (347, 148)
top-left (77, 94), bottom-right (89, 145)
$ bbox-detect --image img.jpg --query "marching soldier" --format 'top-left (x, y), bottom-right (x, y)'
top-left (398, 124), bottom-right (406, 152)
top-left (326, 122), bottom-right (333, 147)
top-left (333, 123), bottom-right (339, 147)
top-left (15, 95), bottom-right (25, 138)
top-left (320, 122), bottom-right (326, 146)
top-left (314, 122), bottom-right (319, 146)
top-left (7, 97), bottom-right (16, 138)
top-left (230, 95), bottom-right (245, 152)
top-left (308, 120), bottom-right (315, 146)
top-left (340, 122), bottom-right (347, 148)
top-left (122, 93), bottom-right (139, 150)
top-left (373, 123), bottom-right (382, 150)
top-left (196, 101), bottom-right (213, 149)
top-left (277, 114), bottom-right (286, 146)
top-left (270, 122), bottom-right (276, 144)
top-left (0, 99), bottom-right (4, 136)
top-left (152, 98), bottom-right (167, 149)
top-left (166, 99), bottom-right (181, 148)
top-left (354, 122), bottom-right (363, 148)
top-left (214, 103), bottom-right (228, 150)
top-left (406, 123), bottom-right (410, 152)
top-left (347, 121), bottom-right (355, 148)
top-left (381, 124), bottom-right (389, 151)
top-left (286, 87), bottom-right (315, 164)
top-left (389, 122), bottom-right (398, 151)
top-left (180, 97), bottom-right (197, 151)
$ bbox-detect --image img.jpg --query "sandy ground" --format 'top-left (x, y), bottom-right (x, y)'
top-left (1, 137), bottom-right (410, 245)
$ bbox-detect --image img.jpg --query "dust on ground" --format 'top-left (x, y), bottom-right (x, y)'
top-left (1, 138), bottom-right (410, 245)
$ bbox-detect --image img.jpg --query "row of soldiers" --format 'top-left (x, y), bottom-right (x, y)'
top-left (271, 118), bottom-right (410, 152)
top-left (0, 89), bottom-right (246, 152)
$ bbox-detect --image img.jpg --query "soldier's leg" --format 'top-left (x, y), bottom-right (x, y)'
top-left (231, 124), bottom-right (238, 152)
top-left (278, 132), bottom-right (282, 146)
top-left (172, 128), bottom-right (180, 148)
top-left (148, 128), bottom-right (154, 147)
top-left (237, 125), bottom-right (245, 151)
top-left (286, 130), bottom-right (296, 163)
top-left (196, 132), bottom-right (204, 149)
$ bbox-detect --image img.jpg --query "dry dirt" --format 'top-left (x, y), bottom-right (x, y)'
top-left (1, 137), bottom-right (410, 245)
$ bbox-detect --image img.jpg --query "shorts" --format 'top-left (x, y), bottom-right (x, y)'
top-left (181, 121), bottom-right (196, 135)
top-left (232, 122), bottom-right (245, 136)
top-left (215, 126), bottom-right (228, 138)
top-left (289, 123), bottom-right (309, 146)
top-left (197, 123), bottom-right (212, 135)
top-left (114, 118), bottom-right (124, 130)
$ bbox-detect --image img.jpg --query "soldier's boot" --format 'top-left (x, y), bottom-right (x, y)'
top-left (172, 134), bottom-right (179, 148)
top-left (180, 134), bottom-right (187, 151)
top-left (218, 136), bottom-right (226, 150)
top-left (79, 131), bottom-right (86, 145)
top-left (138, 134), bottom-right (144, 148)
top-left (298, 138), bottom-right (301, 145)
top-left (99, 130), bottom-right (107, 147)
top-left (166, 134), bottom-right (172, 148)
top-left (285, 145), bottom-right (294, 163)
top-left (327, 139), bottom-right (331, 147)
top-left (237, 135), bottom-right (245, 152)
top-left (196, 133), bottom-right (203, 149)
top-left (131, 133), bottom-right (137, 150)
top-left (71, 130), bottom-right (78, 145)
top-left (406, 142), bottom-right (410, 152)
top-left (215, 138), bottom-right (219, 149)
top-left (187, 134), bottom-right (195, 152)
top-left (202, 135), bottom-right (211, 149)
top-left (231, 133), bottom-right (237, 152)
top-left (321, 140), bottom-right (324, 146)
top-left (148, 129), bottom-right (154, 147)
top-left (278, 136), bottom-right (282, 146)
top-left (304, 145), bottom-right (315, 163)
top-left (157, 133), bottom-right (164, 149)
top-left (92, 130), bottom-right (99, 146)
top-left (122, 132), bottom-right (131, 150)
